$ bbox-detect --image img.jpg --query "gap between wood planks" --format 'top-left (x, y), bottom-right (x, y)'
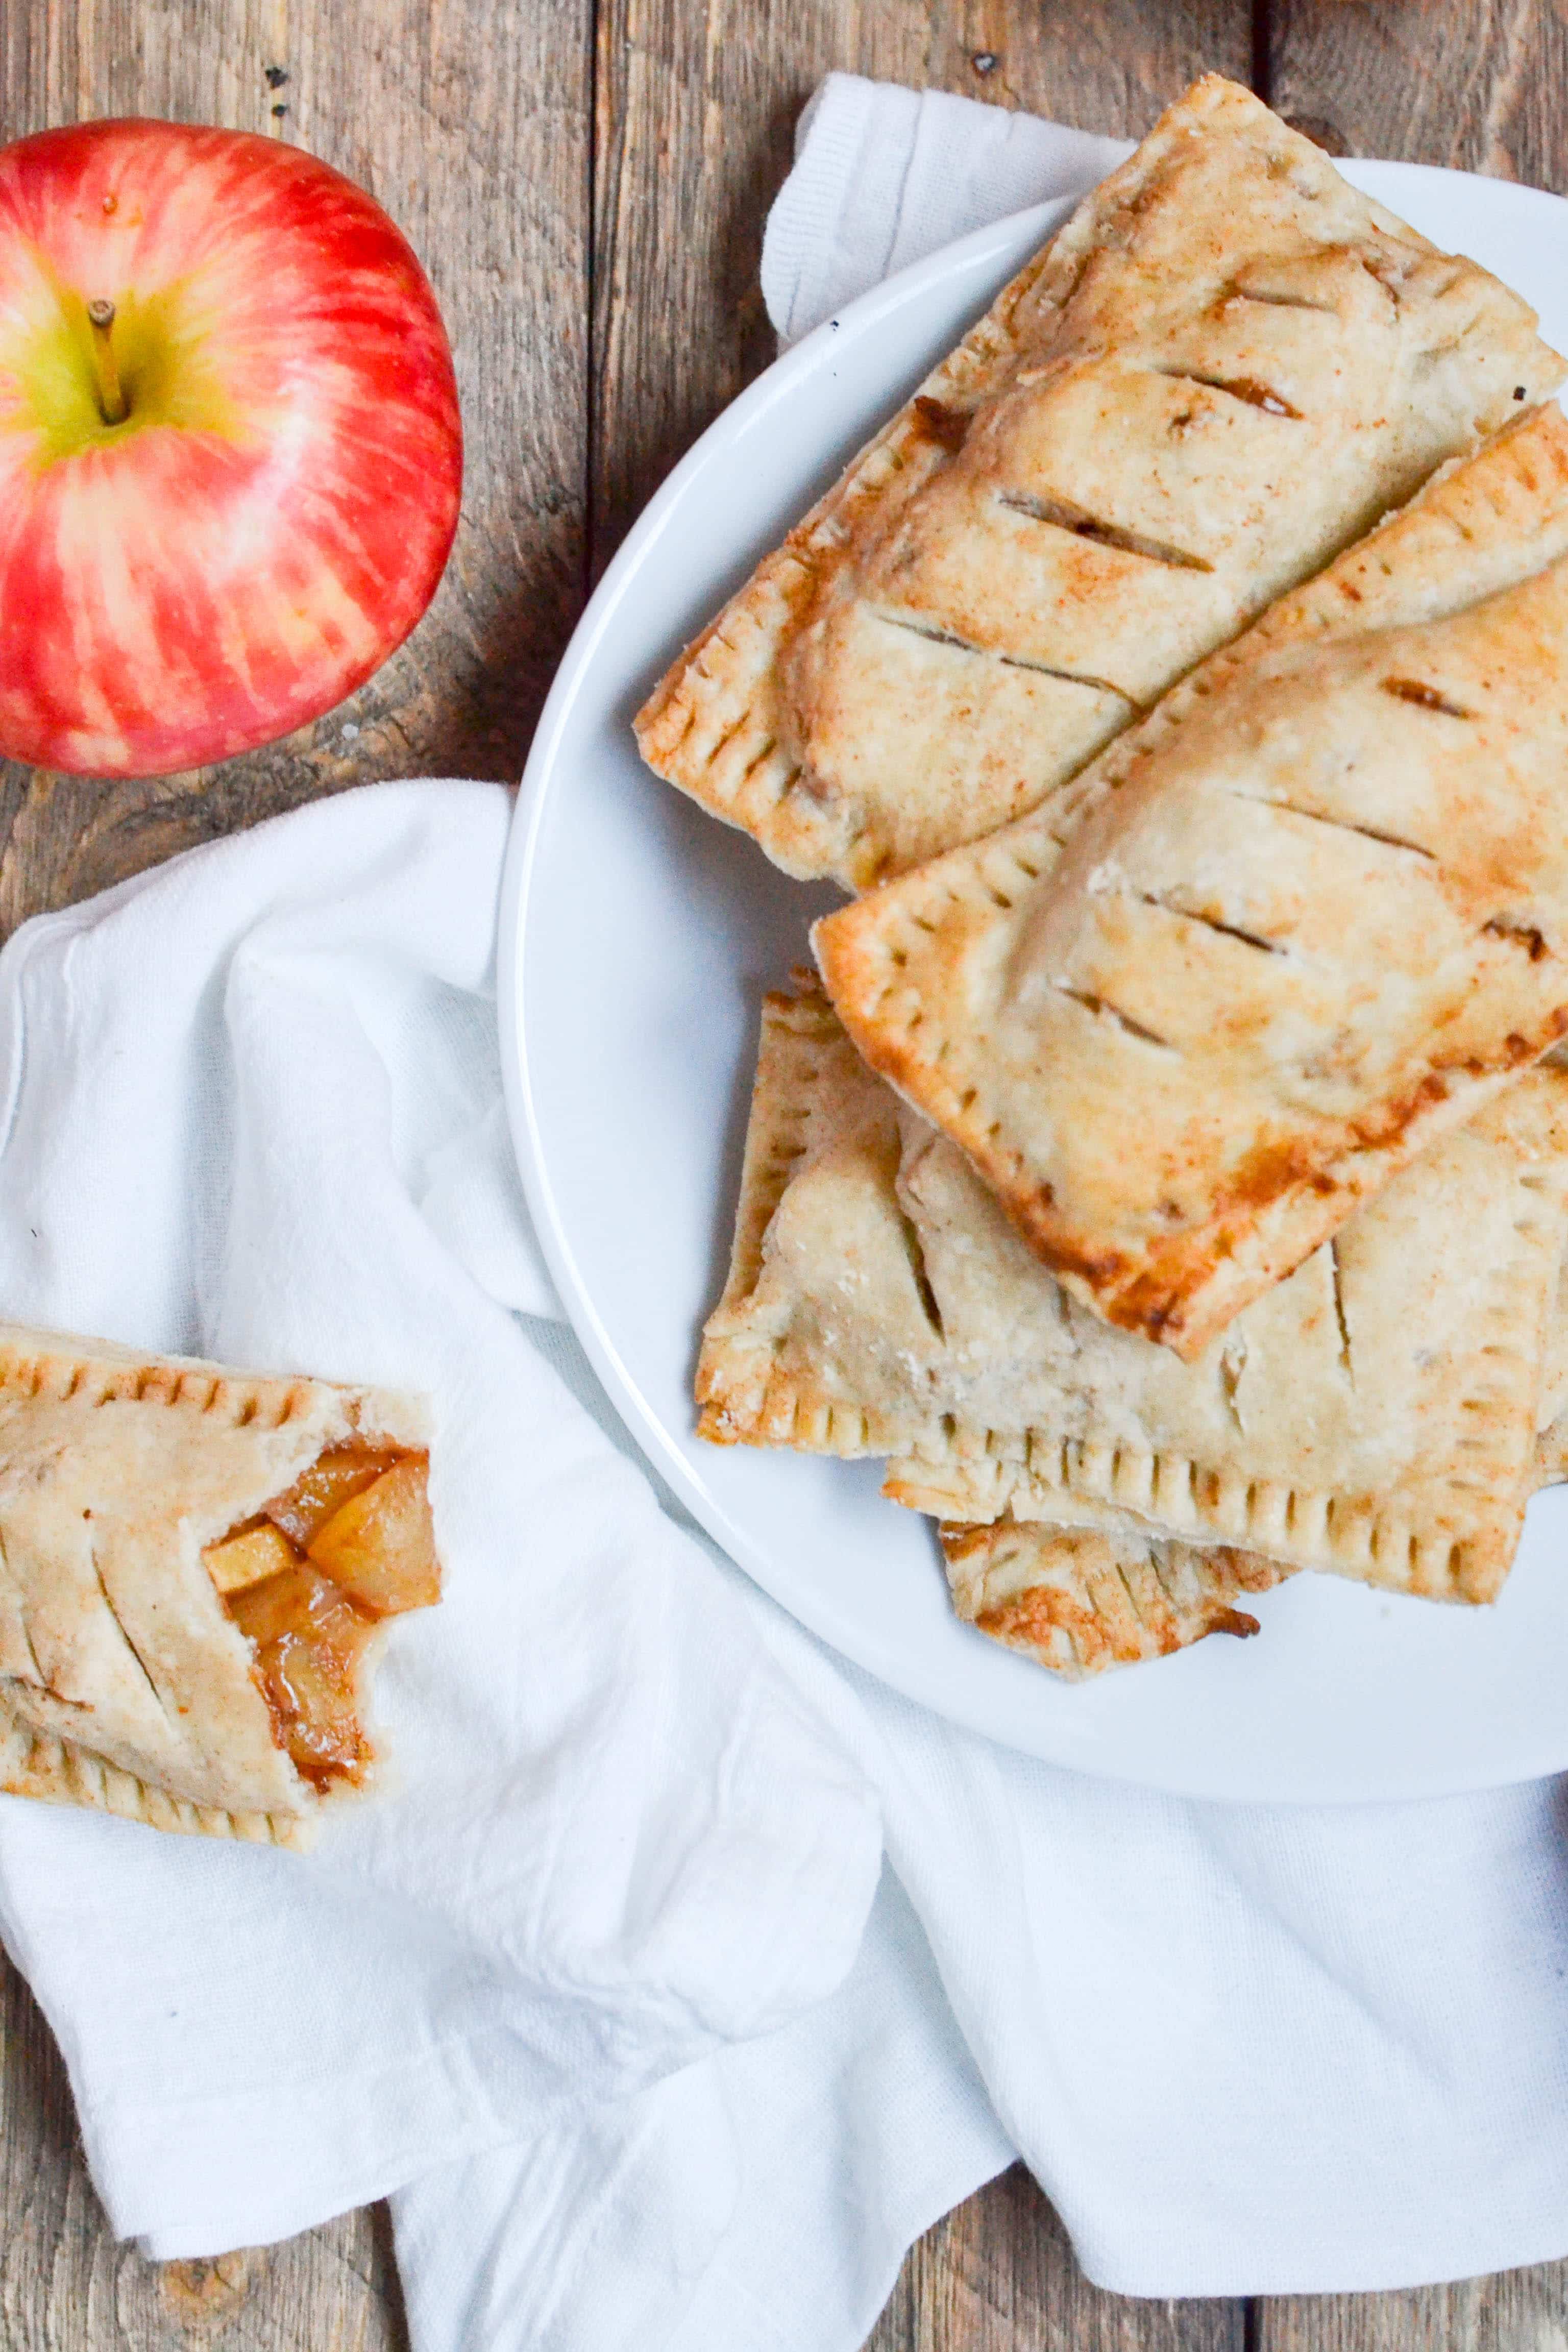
top-left (1253, 0), bottom-right (1272, 105)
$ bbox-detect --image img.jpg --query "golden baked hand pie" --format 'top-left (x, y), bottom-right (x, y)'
top-left (816, 407), bottom-right (1568, 1360)
top-left (699, 984), bottom-right (1568, 1604)
top-left (947, 1316), bottom-right (1568, 1676)
top-left (941, 1520), bottom-right (1291, 1680)
top-left (0, 1326), bottom-right (439, 1844)
top-left (636, 76), bottom-right (1562, 890)
top-left (944, 1341), bottom-right (1568, 1672)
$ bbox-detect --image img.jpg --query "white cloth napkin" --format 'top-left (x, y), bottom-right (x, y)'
top-left (4, 77), bottom-right (1568, 2352)
top-left (760, 75), bottom-right (1131, 346)
top-left (0, 785), bottom-right (882, 2255)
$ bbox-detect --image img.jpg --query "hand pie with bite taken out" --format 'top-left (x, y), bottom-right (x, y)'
top-left (0, 1324), bottom-right (440, 1844)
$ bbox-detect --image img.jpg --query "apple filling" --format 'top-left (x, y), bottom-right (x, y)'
top-left (202, 1446), bottom-right (438, 1788)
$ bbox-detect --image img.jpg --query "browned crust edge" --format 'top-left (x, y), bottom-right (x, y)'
top-left (697, 988), bottom-right (1564, 1605)
top-left (634, 77), bottom-right (1344, 890)
top-left (813, 407), bottom-right (1568, 1357)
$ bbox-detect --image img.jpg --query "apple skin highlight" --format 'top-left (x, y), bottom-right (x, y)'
top-left (0, 119), bottom-right (463, 777)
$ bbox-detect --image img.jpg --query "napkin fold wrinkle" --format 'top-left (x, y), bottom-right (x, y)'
top-left (394, 1870), bottom-right (1012, 2352)
top-left (4, 70), bottom-right (1568, 2352)
top-left (760, 72), bottom-right (1129, 346)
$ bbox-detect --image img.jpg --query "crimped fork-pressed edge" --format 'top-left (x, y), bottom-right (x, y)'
top-left (0, 1708), bottom-right (310, 1846)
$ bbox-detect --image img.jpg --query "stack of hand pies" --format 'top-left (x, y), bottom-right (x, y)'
top-left (636, 75), bottom-right (1568, 1682)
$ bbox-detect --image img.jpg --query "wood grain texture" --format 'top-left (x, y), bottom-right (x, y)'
top-left (589, 0), bottom-right (1251, 571)
top-left (1271, 0), bottom-right (1568, 187)
top-left (865, 2166), bottom-right (1246, 2352)
top-left (0, 1951), bottom-right (407, 2349)
top-left (1258, 2263), bottom-right (1568, 2351)
top-left (0, 0), bottom-right (591, 933)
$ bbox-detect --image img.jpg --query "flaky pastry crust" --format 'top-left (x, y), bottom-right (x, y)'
top-left (817, 408), bottom-right (1568, 1358)
top-left (0, 1325), bottom-right (430, 1842)
top-left (699, 985), bottom-right (1568, 1605)
top-left (940, 1520), bottom-right (1292, 1679)
top-left (638, 77), bottom-right (1562, 890)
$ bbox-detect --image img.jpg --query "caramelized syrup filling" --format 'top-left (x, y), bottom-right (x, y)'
top-left (203, 1444), bottom-right (437, 1788)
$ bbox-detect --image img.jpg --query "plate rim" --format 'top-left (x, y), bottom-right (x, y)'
top-left (499, 161), bottom-right (1568, 1803)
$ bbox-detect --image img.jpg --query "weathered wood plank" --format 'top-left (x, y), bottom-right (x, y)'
top-left (953, 0), bottom-right (1254, 150)
top-left (590, 0), bottom-right (1252, 570)
top-left (0, 0), bottom-right (592, 932)
top-left (0, 1949), bottom-right (407, 2349)
top-left (866, 2165), bottom-right (1248, 2352)
top-left (1258, 2263), bottom-right (1568, 2352)
top-left (1271, 0), bottom-right (1568, 187)
top-left (0, 0), bottom-right (592, 2342)
top-left (595, 8), bottom-right (1252, 2349)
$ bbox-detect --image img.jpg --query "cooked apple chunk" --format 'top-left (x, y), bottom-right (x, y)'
top-left (203, 1521), bottom-right (300, 1596)
top-left (305, 1455), bottom-right (439, 1617)
top-left (226, 1563), bottom-right (378, 1785)
top-left (199, 1442), bottom-right (439, 1792)
top-left (263, 1445), bottom-right (405, 1547)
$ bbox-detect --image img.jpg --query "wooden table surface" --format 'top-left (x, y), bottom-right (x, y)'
top-left (0, 0), bottom-right (1565, 2344)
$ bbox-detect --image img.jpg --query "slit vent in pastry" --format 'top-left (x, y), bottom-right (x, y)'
top-left (637, 76), bottom-right (1562, 888)
top-left (941, 1520), bottom-right (1293, 1681)
top-left (816, 406), bottom-right (1568, 1359)
top-left (698, 983), bottom-right (1568, 1607)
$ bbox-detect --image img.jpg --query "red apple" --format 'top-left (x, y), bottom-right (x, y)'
top-left (0, 120), bottom-right (462, 776)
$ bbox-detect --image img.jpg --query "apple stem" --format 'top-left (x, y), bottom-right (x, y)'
top-left (86, 299), bottom-right (128, 425)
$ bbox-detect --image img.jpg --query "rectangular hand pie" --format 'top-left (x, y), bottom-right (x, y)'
top-left (0, 1326), bottom-right (439, 1844)
top-left (941, 1520), bottom-right (1292, 1680)
top-left (636, 76), bottom-right (1562, 890)
top-left (699, 984), bottom-right (1568, 1604)
top-left (816, 406), bottom-right (1568, 1360)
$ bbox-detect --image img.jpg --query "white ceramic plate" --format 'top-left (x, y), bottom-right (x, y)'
top-left (501, 162), bottom-right (1568, 1803)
